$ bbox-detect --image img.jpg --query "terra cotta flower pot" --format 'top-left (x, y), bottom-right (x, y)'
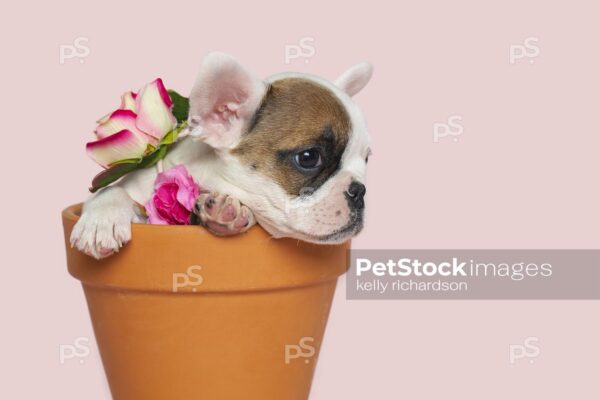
top-left (62, 203), bottom-right (349, 400)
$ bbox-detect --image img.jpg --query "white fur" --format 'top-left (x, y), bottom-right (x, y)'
top-left (70, 186), bottom-right (144, 258)
top-left (71, 53), bottom-right (372, 258)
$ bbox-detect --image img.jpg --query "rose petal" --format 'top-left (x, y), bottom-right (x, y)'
top-left (96, 113), bottom-right (111, 125)
top-left (86, 129), bottom-right (149, 168)
top-left (155, 165), bottom-right (188, 186)
top-left (119, 91), bottom-right (137, 112)
top-left (135, 78), bottom-right (177, 141)
top-left (154, 165), bottom-right (199, 211)
top-left (145, 197), bottom-right (169, 225)
top-left (94, 110), bottom-right (145, 140)
top-left (156, 183), bottom-right (178, 207)
top-left (171, 202), bottom-right (191, 224)
top-left (155, 197), bottom-right (178, 224)
top-left (96, 91), bottom-right (138, 124)
top-left (145, 165), bottom-right (200, 225)
top-left (177, 182), bottom-right (199, 211)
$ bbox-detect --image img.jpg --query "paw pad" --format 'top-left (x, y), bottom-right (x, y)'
top-left (194, 193), bottom-right (255, 236)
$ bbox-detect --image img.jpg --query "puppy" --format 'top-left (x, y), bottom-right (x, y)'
top-left (71, 52), bottom-right (372, 259)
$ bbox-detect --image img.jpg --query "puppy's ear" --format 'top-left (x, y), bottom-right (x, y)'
top-left (188, 52), bottom-right (266, 149)
top-left (334, 62), bottom-right (373, 97)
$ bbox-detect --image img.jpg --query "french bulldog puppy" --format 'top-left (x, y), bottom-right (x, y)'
top-left (71, 52), bottom-right (372, 259)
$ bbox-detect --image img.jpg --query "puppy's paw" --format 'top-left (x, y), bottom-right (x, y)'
top-left (70, 208), bottom-right (141, 259)
top-left (194, 192), bottom-right (255, 236)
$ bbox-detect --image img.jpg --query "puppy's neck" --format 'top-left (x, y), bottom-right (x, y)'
top-left (164, 137), bottom-right (249, 199)
top-left (165, 136), bottom-right (214, 167)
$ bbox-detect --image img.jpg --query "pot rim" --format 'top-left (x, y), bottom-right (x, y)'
top-left (63, 204), bottom-right (350, 294)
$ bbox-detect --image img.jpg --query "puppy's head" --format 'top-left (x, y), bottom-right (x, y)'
top-left (188, 52), bottom-right (372, 244)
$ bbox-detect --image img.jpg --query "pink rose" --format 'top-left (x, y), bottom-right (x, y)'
top-left (86, 78), bottom-right (178, 168)
top-left (145, 165), bottom-right (200, 225)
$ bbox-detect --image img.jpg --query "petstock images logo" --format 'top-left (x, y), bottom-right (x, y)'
top-left (346, 250), bottom-right (600, 300)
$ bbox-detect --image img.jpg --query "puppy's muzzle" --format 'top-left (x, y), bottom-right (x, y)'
top-left (345, 181), bottom-right (366, 210)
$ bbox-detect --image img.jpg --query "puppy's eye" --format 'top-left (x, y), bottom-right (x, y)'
top-left (294, 148), bottom-right (322, 170)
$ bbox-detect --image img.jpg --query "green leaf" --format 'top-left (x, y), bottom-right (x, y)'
top-left (89, 145), bottom-right (169, 193)
top-left (159, 122), bottom-right (188, 146)
top-left (168, 90), bottom-right (189, 124)
top-left (160, 129), bottom-right (178, 146)
top-left (139, 145), bottom-right (168, 168)
top-left (90, 162), bottom-right (140, 193)
top-left (109, 158), bottom-right (142, 166)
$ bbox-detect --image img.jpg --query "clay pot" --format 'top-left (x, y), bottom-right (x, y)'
top-left (62, 204), bottom-right (349, 400)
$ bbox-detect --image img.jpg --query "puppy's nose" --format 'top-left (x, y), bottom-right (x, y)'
top-left (346, 181), bottom-right (366, 208)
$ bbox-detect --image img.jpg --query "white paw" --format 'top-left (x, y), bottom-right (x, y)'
top-left (70, 186), bottom-right (144, 259)
top-left (70, 206), bottom-right (142, 260)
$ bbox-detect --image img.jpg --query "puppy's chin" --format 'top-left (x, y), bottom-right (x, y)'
top-left (298, 221), bottom-right (364, 245)
top-left (258, 210), bottom-right (364, 245)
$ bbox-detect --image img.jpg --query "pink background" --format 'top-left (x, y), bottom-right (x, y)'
top-left (3, 0), bottom-right (599, 398)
